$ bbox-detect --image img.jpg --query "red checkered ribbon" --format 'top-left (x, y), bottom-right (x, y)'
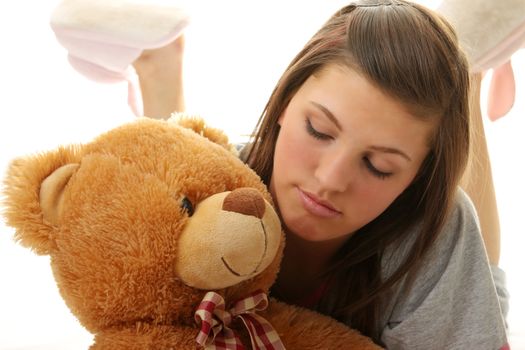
top-left (194, 290), bottom-right (286, 350)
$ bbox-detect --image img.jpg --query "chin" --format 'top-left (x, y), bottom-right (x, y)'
top-left (284, 219), bottom-right (327, 241)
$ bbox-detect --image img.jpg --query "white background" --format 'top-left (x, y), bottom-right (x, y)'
top-left (0, 1), bottom-right (523, 349)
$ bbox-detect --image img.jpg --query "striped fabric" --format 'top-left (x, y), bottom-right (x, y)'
top-left (194, 290), bottom-right (285, 350)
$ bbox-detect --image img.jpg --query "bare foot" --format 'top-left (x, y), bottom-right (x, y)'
top-left (132, 35), bottom-right (186, 119)
top-left (133, 35), bottom-right (185, 74)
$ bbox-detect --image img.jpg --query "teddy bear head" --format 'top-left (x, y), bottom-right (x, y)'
top-left (2, 117), bottom-right (283, 334)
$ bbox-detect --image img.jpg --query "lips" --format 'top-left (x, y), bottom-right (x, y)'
top-left (297, 187), bottom-right (341, 218)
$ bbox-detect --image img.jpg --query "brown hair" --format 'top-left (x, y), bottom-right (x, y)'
top-left (246, 0), bottom-right (470, 341)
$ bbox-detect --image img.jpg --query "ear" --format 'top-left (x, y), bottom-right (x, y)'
top-left (2, 146), bottom-right (80, 255)
top-left (40, 164), bottom-right (79, 225)
top-left (277, 112), bottom-right (284, 126)
top-left (168, 112), bottom-right (238, 154)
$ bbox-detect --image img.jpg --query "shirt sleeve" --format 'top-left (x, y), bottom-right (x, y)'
top-left (491, 264), bottom-right (509, 330)
top-left (380, 190), bottom-right (508, 350)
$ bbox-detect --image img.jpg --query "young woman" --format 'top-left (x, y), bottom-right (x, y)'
top-left (133, 1), bottom-right (508, 348)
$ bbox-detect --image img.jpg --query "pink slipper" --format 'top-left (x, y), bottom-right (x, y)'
top-left (50, 0), bottom-right (190, 116)
top-left (487, 60), bottom-right (516, 121)
top-left (438, 0), bottom-right (525, 120)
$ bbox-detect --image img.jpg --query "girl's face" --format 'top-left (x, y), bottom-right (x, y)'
top-left (270, 64), bottom-right (435, 242)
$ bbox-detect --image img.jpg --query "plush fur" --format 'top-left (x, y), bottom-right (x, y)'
top-left (438, 0), bottom-right (525, 72)
top-left (2, 116), bottom-right (381, 349)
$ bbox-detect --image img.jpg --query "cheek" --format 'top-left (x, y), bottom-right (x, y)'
top-left (274, 123), bottom-right (313, 171)
top-left (357, 185), bottom-right (393, 217)
top-left (353, 175), bottom-right (415, 220)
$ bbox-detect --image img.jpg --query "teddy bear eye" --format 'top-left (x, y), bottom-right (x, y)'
top-left (180, 197), bottom-right (194, 217)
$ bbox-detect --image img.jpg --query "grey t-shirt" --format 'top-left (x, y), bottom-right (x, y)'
top-left (378, 189), bottom-right (508, 349)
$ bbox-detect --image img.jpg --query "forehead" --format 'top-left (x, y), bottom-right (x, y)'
top-left (310, 64), bottom-right (436, 120)
top-left (297, 63), bottom-right (437, 154)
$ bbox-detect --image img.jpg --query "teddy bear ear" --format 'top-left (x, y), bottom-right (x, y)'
top-left (2, 146), bottom-right (80, 255)
top-left (168, 112), bottom-right (239, 155)
top-left (39, 163), bottom-right (79, 226)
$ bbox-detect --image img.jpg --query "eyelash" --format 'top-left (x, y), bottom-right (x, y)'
top-left (305, 118), bottom-right (392, 180)
top-left (305, 118), bottom-right (332, 140)
top-left (363, 157), bottom-right (392, 180)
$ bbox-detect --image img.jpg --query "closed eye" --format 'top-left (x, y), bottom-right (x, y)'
top-left (363, 157), bottom-right (392, 180)
top-left (305, 118), bottom-right (332, 140)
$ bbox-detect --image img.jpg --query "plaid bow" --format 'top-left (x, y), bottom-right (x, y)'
top-left (194, 290), bottom-right (286, 350)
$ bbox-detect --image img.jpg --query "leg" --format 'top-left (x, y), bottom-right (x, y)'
top-left (464, 73), bottom-right (510, 327)
top-left (461, 73), bottom-right (501, 265)
top-left (132, 35), bottom-right (186, 119)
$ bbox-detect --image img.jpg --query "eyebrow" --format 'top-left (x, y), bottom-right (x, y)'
top-left (310, 101), bottom-right (412, 162)
top-left (310, 101), bottom-right (342, 131)
top-left (370, 146), bottom-right (412, 161)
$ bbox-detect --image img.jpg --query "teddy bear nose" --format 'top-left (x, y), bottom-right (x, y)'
top-left (222, 188), bottom-right (266, 219)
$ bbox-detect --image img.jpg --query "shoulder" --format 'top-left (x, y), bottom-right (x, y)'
top-left (379, 189), bottom-right (508, 349)
top-left (383, 188), bottom-right (488, 291)
top-left (429, 188), bottom-right (483, 263)
top-left (382, 188), bottom-right (481, 277)
top-left (428, 188), bottom-right (488, 280)
top-left (236, 142), bottom-right (251, 163)
top-left (444, 187), bottom-right (480, 238)
top-left (434, 188), bottom-right (491, 270)
top-left (450, 187), bottom-right (477, 221)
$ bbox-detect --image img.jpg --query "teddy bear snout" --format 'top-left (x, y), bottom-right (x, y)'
top-left (222, 187), bottom-right (265, 219)
top-left (174, 188), bottom-right (282, 290)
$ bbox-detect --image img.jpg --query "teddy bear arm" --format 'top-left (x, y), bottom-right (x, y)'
top-left (261, 299), bottom-right (383, 350)
top-left (168, 114), bottom-right (237, 153)
top-left (90, 324), bottom-right (200, 350)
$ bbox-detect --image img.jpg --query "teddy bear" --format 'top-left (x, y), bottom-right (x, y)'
top-left (2, 116), bottom-right (381, 349)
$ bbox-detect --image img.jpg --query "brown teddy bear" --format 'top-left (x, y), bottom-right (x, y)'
top-left (2, 116), bottom-right (381, 349)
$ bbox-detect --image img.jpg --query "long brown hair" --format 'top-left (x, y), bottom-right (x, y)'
top-left (246, 0), bottom-right (470, 341)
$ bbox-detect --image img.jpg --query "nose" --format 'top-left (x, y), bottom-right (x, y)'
top-left (314, 149), bottom-right (352, 193)
top-left (222, 188), bottom-right (266, 219)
